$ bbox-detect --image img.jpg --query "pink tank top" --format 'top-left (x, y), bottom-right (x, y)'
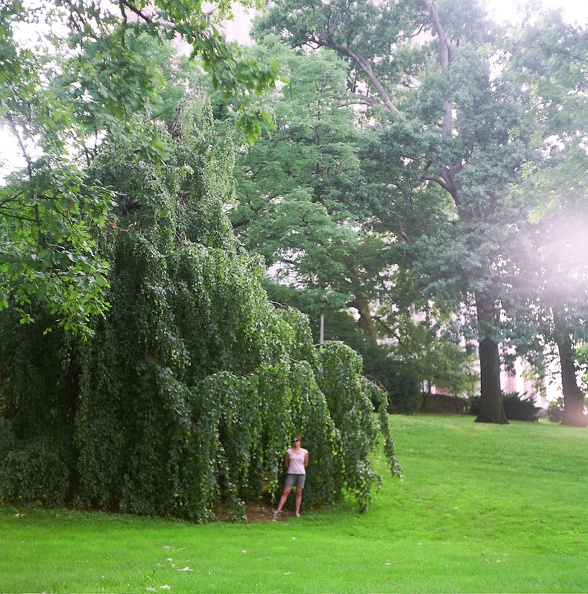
top-left (287, 448), bottom-right (308, 474)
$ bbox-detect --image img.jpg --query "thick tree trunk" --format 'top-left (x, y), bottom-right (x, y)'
top-left (553, 308), bottom-right (587, 427)
top-left (475, 295), bottom-right (508, 424)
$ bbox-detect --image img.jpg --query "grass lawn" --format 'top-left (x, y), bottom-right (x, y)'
top-left (1, 414), bottom-right (587, 593)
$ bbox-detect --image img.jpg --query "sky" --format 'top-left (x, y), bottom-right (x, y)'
top-left (487, 0), bottom-right (588, 24)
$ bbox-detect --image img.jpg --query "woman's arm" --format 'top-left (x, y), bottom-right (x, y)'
top-left (304, 452), bottom-right (309, 467)
top-left (284, 452), bottom-right (290, 470)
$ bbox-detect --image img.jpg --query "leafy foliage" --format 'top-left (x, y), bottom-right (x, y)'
top-left (547, 396), bottom-right (587, 425)
top-left (0, 0), bottom-right (278, 336)
top-left (229, 38), bottom-right (477, 407)
top-left (324, 316), bottom-right (422, 415)
top-left (0, 95), bottom-right (399, 520)
top-left (547, 398), bottom-right (565, 424)
top-left (230, 43), bottom-right (364, 306)
top-left (0, 161), bottom-right (115, 335)
top-left (0, 435), bottom-right (72, 508)
top-left (470, 392), bottom-right (541, 423)
top-left (255, 0), bottom-right (584, 423)
top-left (501, 393), bottom-right (541, 423)
top-left (315, 342), bottom-right (401, 511)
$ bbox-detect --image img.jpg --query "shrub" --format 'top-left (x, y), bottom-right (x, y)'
top-left (386, 365), bottom-right (423, 415)
top-left (468, 395), bottom-right (480, 416)
top-left (0, 435), bottom-right (73, 507)
top-left (468, 393), bottom-right (540, 422)
top-left (363, 350), bottom-right (422, 415)
top-left (502, 392), bottom-right (540, 422)
top-left (547, 398), bottom-right (565, 423)
top-left (547, 397), bottom-right (588, 424)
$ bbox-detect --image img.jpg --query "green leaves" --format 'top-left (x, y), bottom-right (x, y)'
top-left (1, 0), bottom-right (279, 338)
top-left (0, 159), bottom-right (115, 336)
top-left (0, 94), bottom-right (400, 519)
top-left (231, 45), bottom-right (367, 322)
top-left (248, 0), bottom-right (585, 421)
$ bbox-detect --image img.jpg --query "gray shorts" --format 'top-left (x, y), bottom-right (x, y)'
top-left (285, 474), bottom-right (306, 489)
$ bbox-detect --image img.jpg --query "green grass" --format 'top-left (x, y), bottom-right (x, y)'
top-left (2, 415), bottom-right (587, 593)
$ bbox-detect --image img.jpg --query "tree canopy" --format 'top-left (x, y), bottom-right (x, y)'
top-left (0, 0), bottom-right (278, 335)
top-left (247, 0), bottom-right (588, 425)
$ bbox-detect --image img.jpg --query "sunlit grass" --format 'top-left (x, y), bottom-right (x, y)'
top-left (1, 414), bottom-right (587, 593)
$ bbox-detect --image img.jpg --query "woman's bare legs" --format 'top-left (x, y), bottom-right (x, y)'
top-left (295, 487), bottom-right (303, 516)
top-left (276, 486), bottom-right (292, 513)
top-left (275, 484), bottom-right (303, 516)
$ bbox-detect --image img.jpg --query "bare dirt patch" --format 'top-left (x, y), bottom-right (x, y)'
top-left (214, 493), bottom-right (295, 523)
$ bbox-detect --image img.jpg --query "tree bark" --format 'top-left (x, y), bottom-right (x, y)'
top-left (475, 295), bottom-right (508, 424)
top-left (553, 307), bottom-right (587, 427)
top-left (421, 0), bottom-right (452, 134)
top-left (344, 257), bottom-right (378, 342)
top-left (347, 290), bottom-right (377, 341)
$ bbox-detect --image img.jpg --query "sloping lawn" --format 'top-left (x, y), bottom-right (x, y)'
top-left (1, 414), bottom-right (587, 593)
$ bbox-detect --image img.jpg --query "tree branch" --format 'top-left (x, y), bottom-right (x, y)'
top-left (309, 24), bottom-right (402, 116)
top-left (5, 112), bottom-right (33, 177)
top-left (118, 0), bottom-right (154, 24)
top-left (389, 210), bottom-right (411, 243)
top-left (420, 0), bottom-right (452, 135)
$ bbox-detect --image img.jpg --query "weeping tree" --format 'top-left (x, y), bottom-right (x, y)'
top-left (0, 0), bottom-right (400, 519)
top-left (0, 96), bottom-right (400, 520)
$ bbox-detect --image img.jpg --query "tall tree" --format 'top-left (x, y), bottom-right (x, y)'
top-left (255, 0), bottom-right (551, 422)
top-left (507, 11), bottom-right (588, 426)
top-left (230, 41), bottom-right (385, 337)
top-left (228, 36), bottom-right (480, 410)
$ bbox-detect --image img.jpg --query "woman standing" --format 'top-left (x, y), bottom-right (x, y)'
top-left (274, 436), bottom-right (309, 517)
